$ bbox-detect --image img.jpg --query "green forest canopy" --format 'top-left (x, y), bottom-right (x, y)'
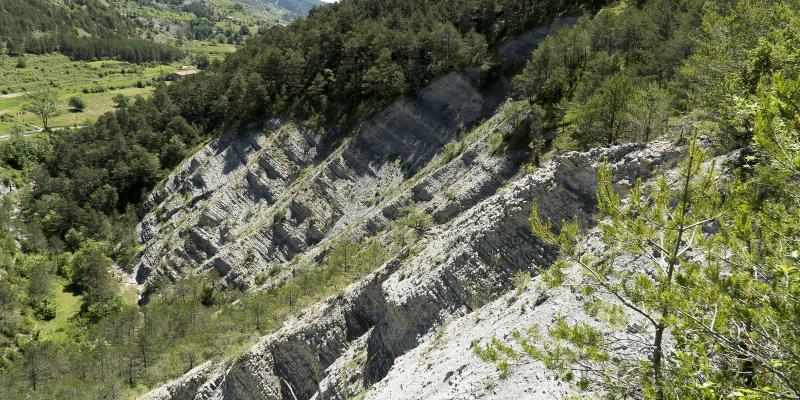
top-left (0, 0), bottom-right (182, 63)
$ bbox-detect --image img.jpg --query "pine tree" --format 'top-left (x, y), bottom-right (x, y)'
top-left (476, 73), bottom-right (800, 399)
top-left (673, 72), bottom-right (800, 398)
top-left (568, 73), bottom-right (634, 147)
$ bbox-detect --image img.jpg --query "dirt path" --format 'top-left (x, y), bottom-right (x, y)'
top-left (0, 92), bottom-right (25, 100)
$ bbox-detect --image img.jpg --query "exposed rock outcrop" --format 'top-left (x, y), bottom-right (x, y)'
top-left (134, 15), bottom-right (685, 400)
top-left (132, 17), bottom-right (577, 301)
top-left (0, 182), bottom-right (15, 196)
top-left (140, 141), bottom-right (682, 400)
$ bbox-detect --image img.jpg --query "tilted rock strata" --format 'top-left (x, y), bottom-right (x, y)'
top-left (132, 17), bottom-right (576, 302)
top-left (140, 141), bottom-right (681, 400)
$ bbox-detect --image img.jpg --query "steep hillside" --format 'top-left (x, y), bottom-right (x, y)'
top-left (2, 0), bottom-right (800, 399)
top-left (0, 0), bottom-right (182, 62)
top-left (140, 139), bottom-right (683, 399)
top-left (129, 17), bottom-right (689, 397)
top-left (132, 17), bottom-right (575, 300)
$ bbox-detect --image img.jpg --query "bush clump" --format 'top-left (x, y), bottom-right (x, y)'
top-left (68, 96), bottom-right (87, 112)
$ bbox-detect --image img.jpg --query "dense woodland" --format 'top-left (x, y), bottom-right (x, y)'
top-left (0, 0), bottom-right (799, 398)
top-left (0, 0), bottom-right (182, 63)
top-left (169, 0), bottom-right (603, 128)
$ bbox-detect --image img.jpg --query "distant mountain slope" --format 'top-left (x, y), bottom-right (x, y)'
top-left (0, 0), bottom-right (322, 62)
top-left (241, 0), bottom-right (323, 20)
top-left (270, 0), bottom-right (324, 15)
top-left (0, 0), bottom-right (136, 41)
top-left (112, 0), bottom-right (324, 42)
top-left (0, 0), bottom-right (183, 62)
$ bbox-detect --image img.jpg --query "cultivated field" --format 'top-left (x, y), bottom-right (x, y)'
top-left (0, 42), bottom-right (235, 135)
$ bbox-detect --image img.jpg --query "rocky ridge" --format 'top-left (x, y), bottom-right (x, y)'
top-left (133, 14), bottom-right (686, 400)
top-left (131, 17), bottom-right (575, 300)
top-left (140, 140), bottom-right (682, 400)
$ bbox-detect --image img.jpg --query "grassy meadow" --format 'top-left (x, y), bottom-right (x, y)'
top-left (37, 282), bottom-right (83, 343)
top-left (0, 42), bottom-right (236, 135)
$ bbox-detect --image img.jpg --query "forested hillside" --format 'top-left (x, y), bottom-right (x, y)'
top-left (0, 0), bottom-right (182, 63)
top-left (0, 0), bottom-right (323, 62)
top-left (0, 0), bottom-right (798, 399)
top-left (0, 0), bottom-right (324, 135)
top-left (108, 0), bottom-right (324, 43)
top-left (170, 0), bottom-right (602, 128)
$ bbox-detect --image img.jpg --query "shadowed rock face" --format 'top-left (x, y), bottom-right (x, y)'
top-left (133, 16), bottom-right (685, 400)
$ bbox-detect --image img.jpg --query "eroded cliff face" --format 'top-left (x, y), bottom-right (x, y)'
top-left (133, 16), bottom-right (684, 400)
top-left (0, 181), bottom-right (15, 196)
top-left (139, 138), bottom-right (681, 400)
top-left (132, 17), bottom-right (576, 301)
top-left (133, 70), bottom-right (486, 296)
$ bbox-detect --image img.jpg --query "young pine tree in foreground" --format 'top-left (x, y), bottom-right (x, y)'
top-left (475, 73), bottom-right (800, 399)
top-left (673, 73), bottom-right (800, 398)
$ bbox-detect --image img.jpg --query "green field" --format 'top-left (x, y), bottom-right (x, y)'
top-left (182, 40), bottom-right (238, 61)
top-left (0, 42), bottom-right (236, 135)
top-left (37, 282), bottom-right (82, 343)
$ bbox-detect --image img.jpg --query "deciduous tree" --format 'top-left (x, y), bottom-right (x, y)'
top-left (23, 88), bottom-right (61, 130)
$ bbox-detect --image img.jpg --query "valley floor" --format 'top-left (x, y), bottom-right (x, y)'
top-left (0, 42), bottom-right (234, 135)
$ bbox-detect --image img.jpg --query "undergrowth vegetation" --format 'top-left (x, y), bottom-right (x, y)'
top-left (0, 228), bottom-right (395, 398)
